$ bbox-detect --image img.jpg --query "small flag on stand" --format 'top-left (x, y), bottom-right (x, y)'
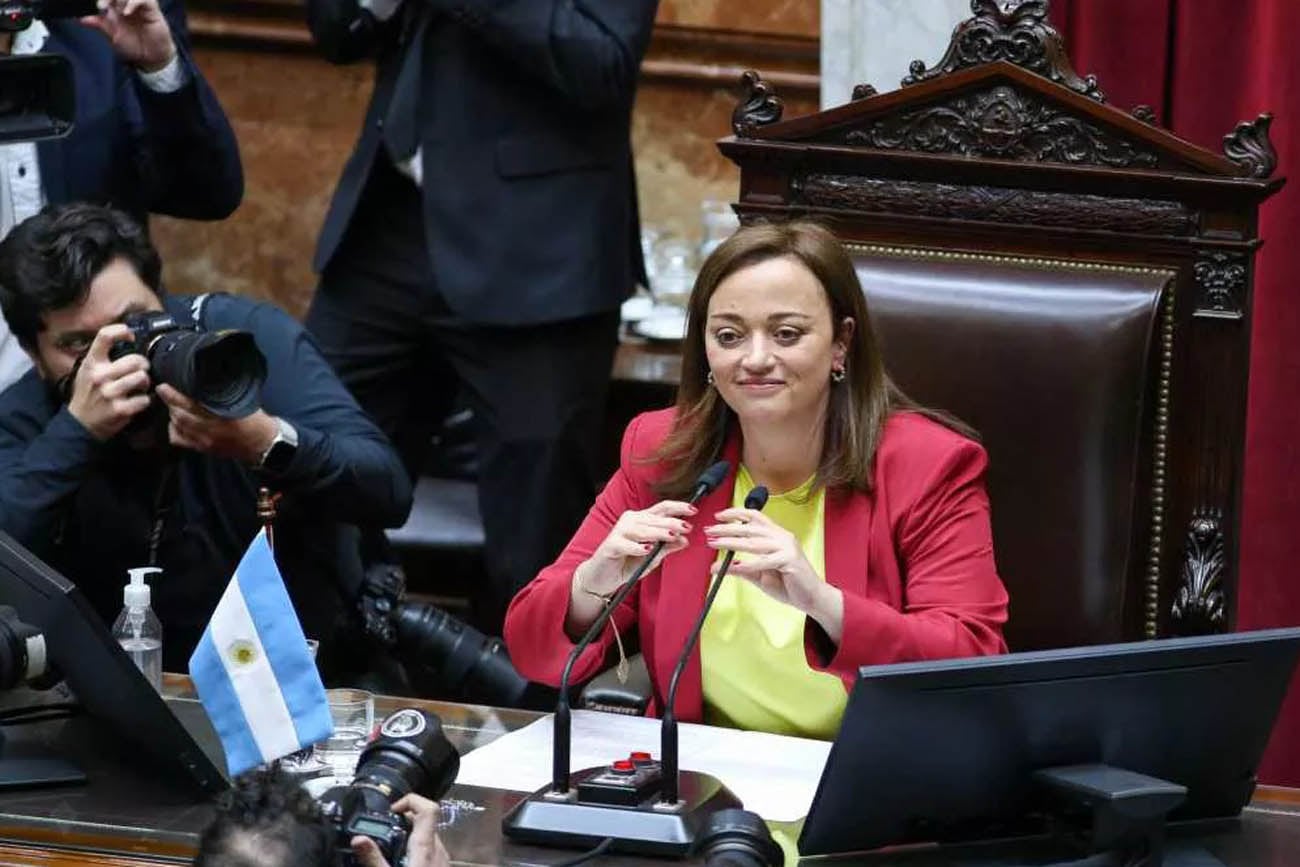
top-left (187, 528), bottom-right (332, 776)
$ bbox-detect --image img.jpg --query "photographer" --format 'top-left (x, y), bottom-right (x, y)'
top-left (194, 767), bottom-right (450, 867)
top-left (0, 203), bottom-right (411, 677)
top-left (0, 0), bottom-right (244, 391)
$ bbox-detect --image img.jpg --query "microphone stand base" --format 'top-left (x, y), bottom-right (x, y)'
top-left (501, 766), bottom-right (743, 857)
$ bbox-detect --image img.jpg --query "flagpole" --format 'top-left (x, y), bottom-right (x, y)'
top-left (257, 487), bottom-right (280, 550)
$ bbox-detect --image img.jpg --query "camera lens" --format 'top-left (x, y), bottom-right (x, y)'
top-left (354, 709), bottom-right (459, 802)
top-left (148, 329), bottom-right (267, 419)
top-left (393, 602), bottom-right (531, 707)
top-left (0, 606), bottom-right (46, 690)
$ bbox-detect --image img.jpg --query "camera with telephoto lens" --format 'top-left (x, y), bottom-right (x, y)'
top-left (317, 708), bottom-right (459, 867)
top-left (106, 310), bottom-right (268, 419)
top-left (358, 562), bottom-right (535, 708)
top-left (0, 0), bottom-right (101, 145)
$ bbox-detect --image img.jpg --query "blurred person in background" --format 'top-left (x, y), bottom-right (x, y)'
top-left (304, 0), bottom-right (659, 635)
top-left (0, 0), bottom-right (244, 390)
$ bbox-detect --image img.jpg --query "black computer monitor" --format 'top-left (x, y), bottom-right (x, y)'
top-left (0, 530), bottom-right (227, 795)
top-left (799, 628), bottom-right (1300, 858)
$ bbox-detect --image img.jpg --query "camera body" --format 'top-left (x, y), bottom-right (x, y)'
top-left (104, 309), bottom-right (267, 419)
top-left (323, 783), bottom-right (412, 867)
top-left (317, 708), bottom-right (459, 867)
top-left (107, 310), bottom-right (192, 366)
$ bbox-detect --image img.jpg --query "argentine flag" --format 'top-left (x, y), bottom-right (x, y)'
top-left (188, 529), bottom-right (333, 776)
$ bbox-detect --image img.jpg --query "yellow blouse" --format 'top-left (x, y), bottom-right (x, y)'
top-left (700, 466), bottom-right (848, 740)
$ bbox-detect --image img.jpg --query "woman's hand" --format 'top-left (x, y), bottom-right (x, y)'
top-left (566, 501), bottom-right (696, 636)
top-left (705, 507), bottom-right (844, 644)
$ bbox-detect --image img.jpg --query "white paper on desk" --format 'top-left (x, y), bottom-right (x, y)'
top-left (455, 709), bottom-right (832, 822)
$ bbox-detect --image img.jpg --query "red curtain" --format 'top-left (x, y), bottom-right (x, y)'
top-left (1050, 0), bottom-right (1300, 786)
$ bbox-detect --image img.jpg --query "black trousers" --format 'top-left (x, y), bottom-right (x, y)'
top-left (305, 158), bottom-right (619, 634)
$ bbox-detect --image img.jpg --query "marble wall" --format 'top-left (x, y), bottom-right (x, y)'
top-left (820, 0), bottom-right (969, 107)
top-left (150, 1), bottom-right (820, 317)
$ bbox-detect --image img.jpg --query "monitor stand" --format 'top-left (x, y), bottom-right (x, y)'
top-left (1029, 764), bottom-right (1227, 867)
top-left (0, 729), bottom-right (86, 790)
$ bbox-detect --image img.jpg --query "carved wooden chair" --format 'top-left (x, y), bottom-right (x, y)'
top-left (581, 0), bottom-right (1281, 712)
top-left (719, 0), bottom-right (1280, 649)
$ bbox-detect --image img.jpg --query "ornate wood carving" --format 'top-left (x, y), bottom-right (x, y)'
top-left (840, 85), bottom-right (1158, 168)
top-left (852, 83), bottom-right (879, 100)
top-left (902, 0), bottom-right (1104, 102)
top-left (1223, 113), bottom-right (1278, 179)
top-left (1171, 509), bottom-right (1227, 633)
top-left (732, 70), bottom-right (785, 137)
top-left (1193, 250), bottom-right (1247, 319)
top-left (1131, 105), bottom-right (1158, 124)
top-left (796, 175), bottom-right (1196, 235)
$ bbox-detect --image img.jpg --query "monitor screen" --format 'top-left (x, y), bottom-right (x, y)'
top-left (799, 629), bottom-right (1300, 857)
top-left (0, 531), bottom-right (227, 795)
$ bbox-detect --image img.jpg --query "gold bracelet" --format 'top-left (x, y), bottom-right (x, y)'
top-left (581, 583), bottom-right (630, 685)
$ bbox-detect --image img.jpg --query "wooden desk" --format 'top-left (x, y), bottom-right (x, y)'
top-left (0, 682), bottom-right (1296, 866)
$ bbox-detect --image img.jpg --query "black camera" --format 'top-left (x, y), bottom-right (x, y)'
top-left (108, 310), bottom-right (268, 419)
top-left (0, 0), bottom-right (98, 143)
top-left (317, 708), bottom-right (459, 867)
top-left (358, 563), bottom-right (534, 708)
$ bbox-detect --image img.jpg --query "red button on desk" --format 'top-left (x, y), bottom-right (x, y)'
top-left (611, 759), bottom-right (635, 773)
top-left (630, 751), bottom-right (652, 761)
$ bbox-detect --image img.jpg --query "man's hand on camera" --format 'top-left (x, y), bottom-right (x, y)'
top-left (67, 324), bottom-right (153, 442)
top-left (79, 0), bottom-right (177, 73)
top-left (156, 384), bottom-right (278, 464)
top-left (350, 794), bottom-right (451, 867)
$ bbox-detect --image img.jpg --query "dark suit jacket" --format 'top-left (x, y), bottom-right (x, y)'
top-left (36, 0), bottom-right (243, 221)
top-left (307, 0), bottom-right (656, 326)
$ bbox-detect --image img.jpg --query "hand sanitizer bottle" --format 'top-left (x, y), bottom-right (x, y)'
top-left (112, 567), bottom-right (163, 692)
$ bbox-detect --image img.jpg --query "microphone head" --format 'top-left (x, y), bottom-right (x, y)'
top-left (696, 460), bottom-right (731, 497)
top-left (743, 486), bottom-right (769, 511)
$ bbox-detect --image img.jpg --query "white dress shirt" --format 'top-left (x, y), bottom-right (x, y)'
top-left (0, 26), bottom-right (188, 391)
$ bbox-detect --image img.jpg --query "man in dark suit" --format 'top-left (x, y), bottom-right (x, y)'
top-left (0, 0), bottom-right (243, 389)
top-left (304, 1), bottom-right (659, 632)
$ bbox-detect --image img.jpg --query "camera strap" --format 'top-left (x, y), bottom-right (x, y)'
top-left (189, 293), bottom-right (213, 327)
top-left (141, 295), bottom-right (212, 566)
top-left (146, 451), bottom-right (181, 567)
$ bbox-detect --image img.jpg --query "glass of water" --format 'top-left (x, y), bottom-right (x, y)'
top-left (316, 688), bottom-right (375, 782)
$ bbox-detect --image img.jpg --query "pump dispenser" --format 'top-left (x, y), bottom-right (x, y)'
top-left (112, 567), bottom-right (163, 692)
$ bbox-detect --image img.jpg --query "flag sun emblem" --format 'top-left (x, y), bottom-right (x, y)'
top-left (227, 639), bottom-right (258, 667)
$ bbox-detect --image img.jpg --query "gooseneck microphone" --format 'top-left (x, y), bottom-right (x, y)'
top-left (660, 485), bottom-right (769, 805)
top-left (551, 460), bottom-right (731, 794)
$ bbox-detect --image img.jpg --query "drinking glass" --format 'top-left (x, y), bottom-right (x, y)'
top-left (316, 688), bottom-right (375, 782)
top-left (699, 199), bottom-right (739, 259)
top-left (650, 236), bottom-right (697, 310)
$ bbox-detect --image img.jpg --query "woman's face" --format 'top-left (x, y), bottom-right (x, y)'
top-left (703, 255), bottom-right (850, 430)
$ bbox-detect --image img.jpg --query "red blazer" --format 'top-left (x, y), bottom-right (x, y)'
top-left (503, 408), bottom-right (1009, 723)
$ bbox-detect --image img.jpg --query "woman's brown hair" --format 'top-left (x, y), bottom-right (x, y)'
top-left (653, 220), bottom-right (970, 499)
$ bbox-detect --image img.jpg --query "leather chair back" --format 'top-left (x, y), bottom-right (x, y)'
top-left (854, 247), bottom-right (1171, 650)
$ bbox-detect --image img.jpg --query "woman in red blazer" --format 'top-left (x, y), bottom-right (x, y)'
top-left (503, 221), bottom-right (1008, 731)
